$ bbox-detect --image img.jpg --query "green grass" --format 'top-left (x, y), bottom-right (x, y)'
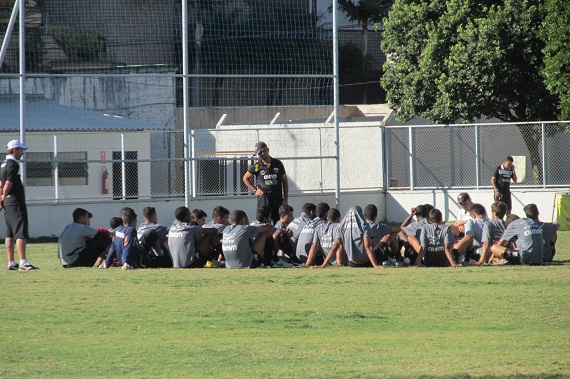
top-left (1, 235), bottom-right (570, 378)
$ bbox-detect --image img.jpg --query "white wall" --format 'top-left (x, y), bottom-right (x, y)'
top-left (386, 189), bottom-right (565, 224)
top-left (19, 190), bottom-right (385, 238)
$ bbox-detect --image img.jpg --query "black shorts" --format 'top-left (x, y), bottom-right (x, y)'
top-left (495, 191), bottom-right (512, 210)
top-left (257, 194), bottom-right (282, 225)
top-left (4, 202), bottom-right (28, 239)
top-left (501, 249), bottom-right (522, 265)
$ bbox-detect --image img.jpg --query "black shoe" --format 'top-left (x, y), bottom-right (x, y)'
top-left (19, 263), bottom-right (39, 271)
top-left (7, 263), bottom-right (19, 271)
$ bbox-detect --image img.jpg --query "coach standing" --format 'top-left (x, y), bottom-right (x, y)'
top-left (242, 141), bottom-right (288, 224)
top-left (1, 140), bottom-right (37, 270)
top-left (491, 156), bottom-right (517, 214)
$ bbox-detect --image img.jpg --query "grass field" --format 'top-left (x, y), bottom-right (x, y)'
top-left (1, 234), bottom-right (569, 378)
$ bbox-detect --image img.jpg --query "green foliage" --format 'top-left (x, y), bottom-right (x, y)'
top-left (43, 25), bottom-right (107, 61)
top-left (1, 237), bottom-right (569, 377)
top-left (382, 0), bottom-right (558, 123)
top-left (541, 0), bottom-right (570, 120)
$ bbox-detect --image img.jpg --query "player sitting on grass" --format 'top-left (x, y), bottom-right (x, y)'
top-left (105, 207), bottom-right (144, 270)
top-left (364, 203), bottom-right (404, 265)
top-left (273, 204), bottom-right (296, 261)
top-left (168, 206), bottom-right (221, 268)
top-left (296, 202), bottom-right (330, 265)
top-left (400, 204), bottom-right (433, 264)
top-left (308, 208), bottom-right (344, 268)
top-left (338, 206), bottom-right (382, 268)
top-left (58, 208), bottom-right (112, 268)
top-left (477, 201), bottom-right (507, 265)
top-left (250, 205), bottom-right (293, 268)
top-left (222, 210), bottom-right (274, 269)
top-left (490, 204), bottom-right (544, 265)
top-left (452, 203), bottom-right (488, 265)
top-left (286, 202), bottom-right (316, 253)
top-left (137, 206), bottom-right (171, 268)
top-left (416, 208), bottom-right (457, 268)
top-left (539, 220), bottom-right (560, 263)
top-left (451, 192), bottom-right (474, 237)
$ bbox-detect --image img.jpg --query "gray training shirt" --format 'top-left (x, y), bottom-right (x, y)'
top-left (58, 222), bottom-right (99, 265)
top-left (287, 212), bottom-right (311, 243)
top-left (501, 218), bottom-right (544, 264)
top-left (481, 219), bottom-right (506, 245)
top-left (340, 206), bottom-right (373, 263)
top-left (312, 222), bottom-right (342, 261)
top-left (464, 217), bottom-right (488, 247)
top-left (405, 219), bottom-right (428, 239)
top-left (367, 220), bottom-right (394, 245)
top-left (222, 225), bottom-right (260, 269)
top-left (295, 217), bottom-right (326, 260)
top-left (168, 221), bottom-right (203, 268)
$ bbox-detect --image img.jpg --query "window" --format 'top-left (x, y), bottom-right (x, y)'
top-left (25, 151), bottom-right (88, 187)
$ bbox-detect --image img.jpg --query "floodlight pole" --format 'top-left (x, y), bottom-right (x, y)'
top-left (332, 0), bottom-right (340, 209)
top-left (0, 0), bottom-right (19, 68)
top-left (19, 0), bottom-right (26, 183)
top-left (182, 0), bottom-right (191, 206)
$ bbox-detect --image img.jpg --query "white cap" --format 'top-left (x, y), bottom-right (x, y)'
top-left (7, 140), bottom-right (28, 150)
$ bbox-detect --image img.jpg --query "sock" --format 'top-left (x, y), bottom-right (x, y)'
top-left (20, 259), bottom-right (29, 266)
top-left (9, 260), bottom-right (16, 267)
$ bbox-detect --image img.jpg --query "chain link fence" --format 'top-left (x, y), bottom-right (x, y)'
top-left (386, 121), bottom-right (570, 190)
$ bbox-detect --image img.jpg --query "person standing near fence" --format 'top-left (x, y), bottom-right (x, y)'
top-left (0, 140), bottom-right (38, 270)
top-left (243, 141), bottom-right (288, 224)
top-left (491, 156), bottom-right (517, 213)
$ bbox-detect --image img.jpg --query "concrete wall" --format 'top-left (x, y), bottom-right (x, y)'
top-left (20, 190), bottom-right (385, 239)
top-left (386, 188), bottom-right (565, 224)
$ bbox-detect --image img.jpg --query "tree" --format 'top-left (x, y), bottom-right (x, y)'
top-left (541, 0), bottom-right (570, 119)
top-left (381, 0), bottom-right (560, 183)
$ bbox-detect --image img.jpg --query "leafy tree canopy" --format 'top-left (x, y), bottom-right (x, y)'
top-left (381, 0), bottom-right (560, 123)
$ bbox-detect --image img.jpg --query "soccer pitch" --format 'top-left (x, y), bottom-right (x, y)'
top-left (1, 235), bottom-right (569, 378)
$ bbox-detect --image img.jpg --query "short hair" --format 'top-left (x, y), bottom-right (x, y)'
top-left (302, 202), bottom-right (316, 214)
top-left (491, 201), bottom-right (508, 219)
top-left (120, 207), bottom-right (134, 218)
top-left (428, 208), bottom-right (442, 224)
top-left (191, 208), bottom-right (207, 220)
top-left (230, 210), bottom-right (248, 224)
top-left (523, 203), bottom-right (539, 220)
top-left (279, 204), bottom-right (294, 217)
top-left (256, 205), bottom-right (272, 222)
top-left (505, 156), bottom-right (514, 163)
top-left (327, 208), bottom-right (341, 222)
top-left (109, 217), bottom-right (123, 230)
top-left (121, 208), bottom-right (137, 225)
top-left (506, 214), bottom-right (520, 226)
top-left (363, 204), bottom-right (378, 221)
top-left (212, 205), bottom-right (230, 219)
top-left (72, 208), bottom-right (92, 222)
top-left (416, 204), bottom-right (432, 219)
top-left (142, 206), bottom-right (156, 220)
top-left (315, 202), bottom-right (330, 218)
top-left (469, 203), bottom-right (486, 217)
top-left (175, 206), bottom-right (191, 222)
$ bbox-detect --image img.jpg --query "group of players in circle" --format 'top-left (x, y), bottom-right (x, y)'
top-left (56, 192), bottom-right (558, 270)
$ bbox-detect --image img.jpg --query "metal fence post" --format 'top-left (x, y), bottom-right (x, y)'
top-left (542, 122), bottom-right (546, 187)
top-left (319, 127), bottom-right (323, 192)
top-left (54, 134), bottom-right (59, 201)
top-left (182, 0), bottom-right (191, 206)
top-left (333, 0), bottom-right (340, 209)
top-left (383, 125), bottom-right (389, 191)
top-left (475, 124), bottom-right (480, 189)
top-left (409, 126), bottom-right (414, 190)
top-left (121, 133), bottom-right (126, 200)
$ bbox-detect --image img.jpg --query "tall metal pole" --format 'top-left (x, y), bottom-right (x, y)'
top-left (332, 0), bottom-right (340, 209)
top-left (541, 123), bottom-right (546, 188)
top-left (19, 0), bottom-right (26, 183)
top-left (182, 0), bottom-right (191, 207)
top-left (0, 0), bottom-right (19, 68)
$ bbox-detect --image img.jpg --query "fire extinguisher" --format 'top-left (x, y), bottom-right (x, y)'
top-left (102, 166), bottom-right (109, 195)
